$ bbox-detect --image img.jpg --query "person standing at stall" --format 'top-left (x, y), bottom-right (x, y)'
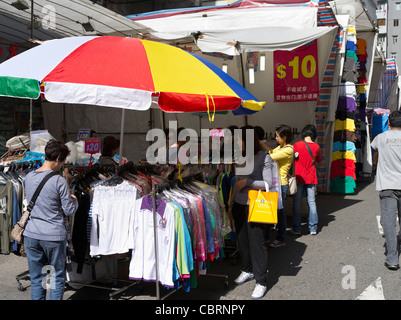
top-left (229, 125), bottom-right (279, 299)
top-left (371, 110), bottom-right (401, 270)
top-left (23, 140), bottom-right (79, 300)
top-left (291, 125), bottom-right (321, 235)
top-left (255, 125), bottom-right (271, 152)
top-left (98, 136), bottom-right (120, 167)
top-left (268, 124), bottom-right (294, 247)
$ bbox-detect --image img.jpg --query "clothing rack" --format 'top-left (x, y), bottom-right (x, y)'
top-left (66, 163), bottom-right (143, 299)
top-left (151, 173), bottom-right (229, 300)
top-left (14, 162), bottom-right (230, 299)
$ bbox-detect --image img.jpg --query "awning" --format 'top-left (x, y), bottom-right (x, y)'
top-left (128, 0), bottom-right (337, 54)
top-left (195, 25), bottom-right (337, 55)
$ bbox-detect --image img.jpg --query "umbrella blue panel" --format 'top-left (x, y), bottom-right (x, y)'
top-left (189, 52), bottom-right (263, 115)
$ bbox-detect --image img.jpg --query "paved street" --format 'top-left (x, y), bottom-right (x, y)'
top-left (1, 178), bottom-right (400, 300)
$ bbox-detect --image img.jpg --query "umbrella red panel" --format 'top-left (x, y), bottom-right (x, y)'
top-left (42, 37), bottom-right (155, 92)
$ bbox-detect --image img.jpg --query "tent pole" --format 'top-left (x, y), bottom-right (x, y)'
top-left (119, 108), bottom-right (125, 165)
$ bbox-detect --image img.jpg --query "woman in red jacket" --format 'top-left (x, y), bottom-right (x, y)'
top-left (292, 125), bottom-right (321, 235)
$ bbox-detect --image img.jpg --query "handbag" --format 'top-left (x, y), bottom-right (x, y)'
top-left (248, 182), bottom-right (279, 224)
top-left (286, 145), bottom-right (297, 195)
top-left (11, 171), bottom-right (59, 244)
top-left (287, 175), bottom-right (297, 195)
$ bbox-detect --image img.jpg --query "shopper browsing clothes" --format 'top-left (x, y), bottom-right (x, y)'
top-left (255, 125), bottom-right (271, 152)
top-left (23, 140), bottom-right (79, 300)
top-left (229, 125), bottom-right (281, 299)
top-left (371, 110), bottom-right (401, 271)
top-left (292, 125), bottom-right (322, 235)
top-left (98, 135), bottom-right (120, 167)
top-left (268, 124), bottom-right (294, 247)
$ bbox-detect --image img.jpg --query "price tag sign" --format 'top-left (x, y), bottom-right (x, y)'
top-left (273, 40), bottom-right (319, 102)
top-left (84, 138), bottom-right (100, 154)
top-left (77, 129), bottom-right (91, 141)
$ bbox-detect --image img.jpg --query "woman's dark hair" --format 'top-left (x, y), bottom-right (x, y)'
top-left (254, 126), bottom-right (265, 140)
top-left (275, 124), bottom-right (293, 143)
top-left (45, 139), bottom-right (70, 162)
top-left (102, 136), bottom-right (120, 157)
top-left (240, 125), bottom-right (261, 156)
top-left (301, 124), bottom-right (317, 141)
top-left (227, 125), bottom-right (239, 135)
top-left (389, 110), bottom-right (401, 128)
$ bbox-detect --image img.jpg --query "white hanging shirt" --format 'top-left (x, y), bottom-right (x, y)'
top-left (129, 196), bottom-right (175, 288)
top-left (90, 180), bottom-right (138, 256)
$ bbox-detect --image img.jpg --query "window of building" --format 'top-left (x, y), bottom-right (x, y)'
top-left (377, 19), bottom-right (386, 26)
top-left (395, 19), bottom-right (399, 27)
top-left (378, 35), bottom-right (386, 46)
top-left (391, 52), bottom-right (397, 59)
top-left (396, 2), bottom-right (401, 10)
top-left (393, 36), bottom-right (398, 44)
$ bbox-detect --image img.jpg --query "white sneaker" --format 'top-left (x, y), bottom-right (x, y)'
top-left (234, 271), bottom-right (254, 285)
top-left (310, 231), bottom-right (317, 235)
top-left (251, 283), bottom-right (267, 299)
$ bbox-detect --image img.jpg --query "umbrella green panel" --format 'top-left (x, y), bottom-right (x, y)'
top-left (0, 76), bottom-right (40, 99)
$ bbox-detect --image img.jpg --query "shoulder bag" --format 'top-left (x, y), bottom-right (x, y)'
top-left (285, 145), bottom-right (297, 195)
top-left (11, 171), bottom-right (59, 244)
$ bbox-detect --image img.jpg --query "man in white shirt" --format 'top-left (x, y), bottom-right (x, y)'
top-left (371, 110), bottom-right (401, 270)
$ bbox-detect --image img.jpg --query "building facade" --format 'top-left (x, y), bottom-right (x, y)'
top-left (377, 0), bottom-right (401, 64)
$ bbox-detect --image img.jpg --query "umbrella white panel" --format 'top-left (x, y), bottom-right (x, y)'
top-left (0, 36), bottom-right (98, 79)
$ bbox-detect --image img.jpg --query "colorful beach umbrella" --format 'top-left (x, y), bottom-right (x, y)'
top-left (0, 36), bottom-right (264, 117)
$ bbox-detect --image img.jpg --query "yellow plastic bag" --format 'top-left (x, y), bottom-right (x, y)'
top-left (248, 182), bottom-right (279, 224)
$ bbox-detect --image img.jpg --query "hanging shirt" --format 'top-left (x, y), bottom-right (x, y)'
top-left (333, 130), bottom-right (357, 143)
top-left (334, 119), bottom-right (356, 132)
top-left (333, 141), bottom-right (356, 153)
top-left (336, 110), bottom-right (356, 122)
top-left (0, 181), bottom-right (13, 254)
top-left (346, 41), bottom-right (357, 52)
top-left (330, 176), bottom-right (356, 194)
top-left (170, 201), bottom-right (193, 282)
top-left (337, 96), bottom-right (357, 112)
top-left (330, 159), bottom-right (356, 179)
top-left (129, 196), bottom-right (175, 288)
top-left (339, 82), bottom-right (356, 98)
top-left (356, 38), bottom-right (367, 55)
top-left (331, 150), bottom-right (357, 163)
top-left (347, 25), bottom-right (357, 35)
top-left (90, 180), bottom-right (138, 256)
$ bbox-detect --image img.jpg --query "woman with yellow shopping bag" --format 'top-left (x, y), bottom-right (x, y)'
top-left (228, 126), bottom-right (282, 299)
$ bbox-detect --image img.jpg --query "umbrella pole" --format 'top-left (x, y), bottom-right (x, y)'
top-left (119, 108), bottom-right (125, 165)
top-left (29, 100), bottom-right (32, 132)
top-left (239, 53), bottom-right (248, 126)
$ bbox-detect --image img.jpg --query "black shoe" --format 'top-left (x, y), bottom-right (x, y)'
top-left (384, 262), bottom-right (400, 270)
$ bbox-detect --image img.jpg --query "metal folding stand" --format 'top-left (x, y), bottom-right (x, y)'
top-left (16, 270), bottom-right (30, 292)
top-left (15, 259), bottom-right (141, 299)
